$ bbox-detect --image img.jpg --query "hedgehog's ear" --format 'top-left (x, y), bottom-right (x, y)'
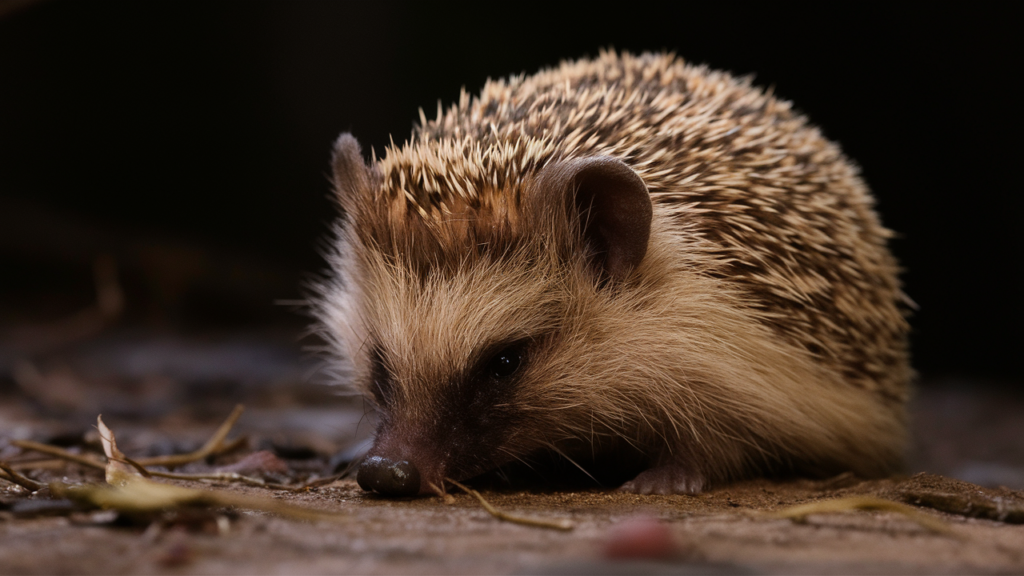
top-left (331, 133), bottom-right (374, 215)
top-left (533, 156), bottom-right (652, 282)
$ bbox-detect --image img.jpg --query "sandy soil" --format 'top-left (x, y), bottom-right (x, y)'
top-left (3, 472), bottom-right (1023, 575)
top-left (1, 333), bottom-right (1022, 575)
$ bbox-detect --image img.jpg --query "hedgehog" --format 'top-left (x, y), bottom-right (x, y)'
top-left (316, 50), bottom-right (911, 496)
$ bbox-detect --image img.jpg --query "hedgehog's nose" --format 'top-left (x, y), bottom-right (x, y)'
top-left (356, 455), bottom-right (421, 497)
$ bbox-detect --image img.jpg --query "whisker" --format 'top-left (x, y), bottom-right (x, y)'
top-left (540, 441), bottom-right (598, 484)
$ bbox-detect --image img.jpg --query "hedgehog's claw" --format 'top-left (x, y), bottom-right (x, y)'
top-left (619, 465), bottom-right (705, 495)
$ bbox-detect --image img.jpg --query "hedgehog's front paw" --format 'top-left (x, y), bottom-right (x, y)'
top-left (619, 465), bottom-right (705, 495)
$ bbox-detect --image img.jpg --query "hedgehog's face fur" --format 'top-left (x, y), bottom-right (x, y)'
top-left (322, 134), bottom-right (659, 494)
top-left (354, 241), bottom-right (576, 492)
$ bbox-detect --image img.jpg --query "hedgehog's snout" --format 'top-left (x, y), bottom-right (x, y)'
top-left (356, 455), bottom-right (421, 497)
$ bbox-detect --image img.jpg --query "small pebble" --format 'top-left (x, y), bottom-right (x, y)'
top-left (157, 540), bottom-right (194, 568)
top-left (603, 516), bottom-right (676, 559)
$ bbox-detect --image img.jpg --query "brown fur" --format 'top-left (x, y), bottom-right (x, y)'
top-left (316, 51), bottom-right (911, 494)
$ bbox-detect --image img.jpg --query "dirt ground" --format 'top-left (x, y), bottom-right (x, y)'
top-left (2, 332), bottom-right (1023, 575)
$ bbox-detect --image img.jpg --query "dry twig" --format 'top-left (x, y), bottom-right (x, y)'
top-left (898, 489), bottom-right (1024, 524)
top-left (446, 478), bottom-right (573, 531)
top-left (120, 465), bottom-right (316, 491)
top-left (773, 496), bottom-right (953, 535)
top-left (133, 404), bottom-right (245, 468)
top-left (9, 440), bottom-right (107, 470)
top-left (9, 459), bottom-right (75, 471)
top-left (0, 461), bottom-right (44, 491)
top-left (428, 482), bottom-right (456, 505)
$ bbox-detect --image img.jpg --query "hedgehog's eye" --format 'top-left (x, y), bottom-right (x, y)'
top-left (486, 345), bottom-right (523, 380)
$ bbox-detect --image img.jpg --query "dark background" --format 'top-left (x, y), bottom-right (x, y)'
top-left (0, 1), bottom-right (1019, 384)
